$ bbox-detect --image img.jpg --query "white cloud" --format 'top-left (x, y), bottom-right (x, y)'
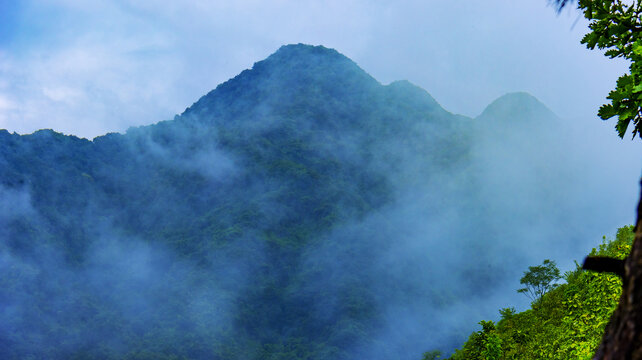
top-left (42, 86), bottom-right (83, 103)
top-left (0, 3), bottom-right (187, 137)
top-left (0, 94), bottom-right (15, 112)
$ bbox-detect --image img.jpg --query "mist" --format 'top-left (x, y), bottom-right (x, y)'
top-left (0, 44), bottom-right (640, 359)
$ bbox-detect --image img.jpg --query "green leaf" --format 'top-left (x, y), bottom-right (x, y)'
top-left (633, 41), bottom-right (642, 56)
top-left (598, 104), bottom-right (617, 119)
top-left (615, 118), bottom-right (630, 138)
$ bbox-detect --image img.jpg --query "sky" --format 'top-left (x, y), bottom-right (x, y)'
top-left (0, 0), bottom-right (633, 139)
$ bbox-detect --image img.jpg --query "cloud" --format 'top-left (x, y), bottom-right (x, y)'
top-left (0, 186), bottom-right (36, 225)
top-left (0, 1), bottom-right (187, 138)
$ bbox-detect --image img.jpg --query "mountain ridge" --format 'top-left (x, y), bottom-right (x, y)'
top-left (1, 44), bottom-right (552, 142)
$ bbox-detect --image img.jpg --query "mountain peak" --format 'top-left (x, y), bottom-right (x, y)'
top-left (267, 44), bottom-right (345, 63)
top-left (476, 92), bottom-right (557, 122)
top-left (181, 44), bottom-right (379, 121)
top-left (249, 43), bottom-right (376, 84)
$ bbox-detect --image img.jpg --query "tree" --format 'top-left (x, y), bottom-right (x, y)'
top-left (552, 0), bottom-right (642, 138)
top-left (447, 320), bottom-right (503, 360)
top-left (478, 320), bottom-right (503, 360)
top-left (551, 1), bottom-right (642, 358)
top-left (517, 259), bottom-right (562, 302)
top-left (421, 350), bottom-right (442, 360)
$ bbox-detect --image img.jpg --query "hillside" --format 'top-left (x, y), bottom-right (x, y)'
top-left (445, 225), bottom-right (634, 360)
top-left (0, 44), bottom-right (634, 359)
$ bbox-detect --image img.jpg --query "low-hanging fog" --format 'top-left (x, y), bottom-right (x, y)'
top-left (0, 44), bottom-right (640, 359)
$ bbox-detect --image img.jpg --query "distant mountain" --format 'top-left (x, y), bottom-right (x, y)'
top-left (476, 92), bottom-right (558, 123)
top-left (0, 44), bottom-right (632, 360)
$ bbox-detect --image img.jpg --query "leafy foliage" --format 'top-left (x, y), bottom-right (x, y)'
top-left (445, 225), bottom-right (634, 360)
top-left (555, 0), bottom-right (642, 138)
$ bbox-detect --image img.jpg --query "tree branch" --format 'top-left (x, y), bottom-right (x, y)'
top-left (583, 256), bottom-right (626, 278)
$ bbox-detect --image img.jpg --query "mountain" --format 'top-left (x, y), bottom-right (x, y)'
top-left (0, 44), bottom-right (635, 360)
top-left (476, 92), bottom-right (558, 123)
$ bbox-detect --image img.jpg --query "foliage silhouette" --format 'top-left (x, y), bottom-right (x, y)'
top-left (517, 259), bottom-right (562, 302)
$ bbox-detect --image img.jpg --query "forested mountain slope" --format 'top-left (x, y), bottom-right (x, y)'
top-left (0, 44), bottom-right (636, 359)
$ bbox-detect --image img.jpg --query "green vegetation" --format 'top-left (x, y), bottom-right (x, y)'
top-left (422, 350), bottom-right (442, 360)
top-left (445, 225), bottom-right (634, 360)
top-left (580, 0), bottom-right (642, 138)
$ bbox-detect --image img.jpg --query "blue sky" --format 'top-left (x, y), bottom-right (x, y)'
top-left (0, 0), bottom-right (632, 139)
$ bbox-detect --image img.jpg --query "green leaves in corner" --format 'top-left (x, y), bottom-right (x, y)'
top-left (579, 0), bottom-right (642, 139)
top-left (597, 70), bottom-right (642, 138)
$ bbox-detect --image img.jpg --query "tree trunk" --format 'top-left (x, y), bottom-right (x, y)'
top-left (592, 180), bottom-right (642, 359)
